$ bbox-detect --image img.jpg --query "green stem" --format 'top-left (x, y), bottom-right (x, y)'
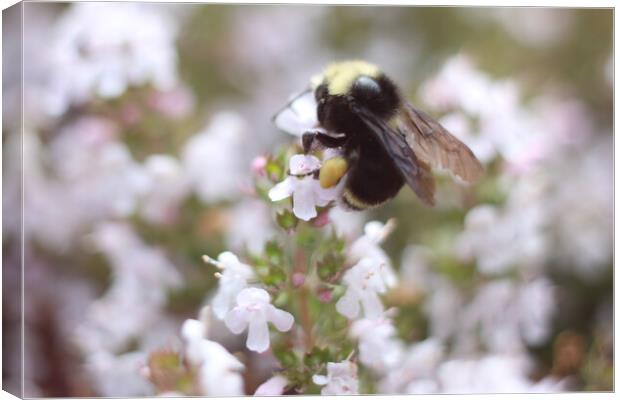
top-left (294, 247), bottom-right (314, 351)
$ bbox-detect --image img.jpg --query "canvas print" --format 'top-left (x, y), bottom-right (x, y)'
top-left (2, 2), bottom-right (613, 397)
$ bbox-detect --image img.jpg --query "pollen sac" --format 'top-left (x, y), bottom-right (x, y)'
top-left (319, 157), bottom-right (348, 189)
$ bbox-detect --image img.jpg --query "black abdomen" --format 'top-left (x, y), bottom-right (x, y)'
top-left (342, 134), bottom-right (404, 210)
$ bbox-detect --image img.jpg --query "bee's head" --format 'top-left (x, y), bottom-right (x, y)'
top-left (312, 61), bottom-right (401, 129)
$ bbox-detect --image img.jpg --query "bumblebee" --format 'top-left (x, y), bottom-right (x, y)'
top-left (277, 60), bottom-right (483, 210)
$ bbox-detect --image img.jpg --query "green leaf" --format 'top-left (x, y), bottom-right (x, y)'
top-left (276, 210), bottom-right (298, 230)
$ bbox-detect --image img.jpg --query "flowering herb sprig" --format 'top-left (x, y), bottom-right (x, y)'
top-left (142, 55), bottom-right (587, 395)
top-left (146, 130), bottom-right (406, 394)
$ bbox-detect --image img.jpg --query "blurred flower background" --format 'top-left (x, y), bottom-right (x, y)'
top-left (2, 2), bottom-right (612, 397)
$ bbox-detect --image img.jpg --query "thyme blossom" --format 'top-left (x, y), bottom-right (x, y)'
top-left (336, 258), bottom-right (390, 319)
top-left (181, 316), bottom-right (245, 396)
top-left (224, 288), bottom-right (294, 353)
top-left (268, 154), bottom-right (341, 221)
top-left (203, 251), bottom-right (255, 320)
top-left (312, 361), bottom-right (359, 395)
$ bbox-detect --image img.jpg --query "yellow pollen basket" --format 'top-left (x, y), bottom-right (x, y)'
top-left (313, 60), bottom-right (380, 95)
top-left (319, 157), bottom-right (348, 189)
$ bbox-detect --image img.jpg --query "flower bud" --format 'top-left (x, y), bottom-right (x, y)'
top-left (292, 272), bottom-right (306, 287)
top-left (317, 288), bottom-right (333, 303)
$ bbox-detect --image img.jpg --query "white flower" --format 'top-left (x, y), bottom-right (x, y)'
top-left (423, 277), bottom-right (464, 341)
top-left (348, 220), bottom-right (398, 288)
top-left (269, 154), bottom-right (341, 221)
top-left (437, 354), bottom-right (565, 393)
top-left (225, 199), bottom-right (276, 255)
top-left (455, 183), bottom-right (548, 276)
top-left (204, 252), bottom-right (255, 320)
top-left (254, 375), bottom-right (288, 396)
top-left (328, 207), bottom-right (366, 239)
top-left (273, 89), bottom-right (319, 136)
top-left (140, 154), bottom-right (190, 225)
top-left (224, 288), bottom-right (294, 353)
top-left (312, 361), bottom-right (359, 395)
top-left (77, 223), bottom-right (181, 355)
top-left (546, 137), bottom-right (613, 280)
top-left (378, 338), bottom-right (444, 394)
top-left (45, 117), bottom-right (151, 224)
top-left (85, 351), bottom-right (154, 397)
top-left (458, 278), bottom-right (555, 354)
top-left (182, 112), bottom-right (247, 203)
top-left (336, 258), bottom-right (391, 319)
top-left (350, 316), bottom-right (403, 371)
top-left (181, 316), bottom-right (245, 396)
top-left (517, 278), bottom-right (555, 346)
top-left (44, 3), bottom-right (179, 115)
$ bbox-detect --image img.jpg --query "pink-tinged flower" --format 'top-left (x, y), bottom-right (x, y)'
top-left (336, 258), bottom-right (391, 319)
top-left (224, 288), bottom-right (294, 353)
top-left (254, 375), bottom-right (288, 396)
top-left (181, 316), bottom-right (245, 396)
top-left (317, 288), bottom-right (333, 303)
top-left (251, 155), bottom-right (268, 177)
top-left (291, 272), bottom-right (306, 287)
top-left (203, 252), bottom-right (256, 320)
top-left (268, 155), bottom-right (341, 221)
top-left (147, 87), bottom-right (194, 118)
top-left (312, 361), bottom-right (359, 395)
top-left (312, 209), bottom-right (331, 228)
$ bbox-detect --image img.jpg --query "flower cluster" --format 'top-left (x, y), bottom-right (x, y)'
top-left (7, 3), bottom-right (611, 397)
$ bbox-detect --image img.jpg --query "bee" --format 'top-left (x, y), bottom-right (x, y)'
top-left (275, 60), bottom-right (484, 210)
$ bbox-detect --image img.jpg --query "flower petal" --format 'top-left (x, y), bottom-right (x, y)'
top-left (224, 307), bottom-right (249, 334)
top-left (361, 292), bottom-right (384, 319)
top-left (267, 305), bottom-right (294, 332)
top-left (314, 179), bottom-right (341, 206)
top-left (237, 287), bottom-right (270, 306)
top-left (292, 179), bottom-right (318, 221)
top-left (181, 319), bottom-right (204, 342)
top-left (247, 317), bottom-right (270, 353)
top-left (364, 221), bottom-right (386, 242)
top-left (268, 177), bottom-right (295, 202)
top-left (217, 251), bottom-right (240, 266)
top-left (211, 289), bottom-right (231, 320)
top-left (312, 374), bottom-right (329, 386)
top-left (336, 288), bottom-right (360, 319)
top-left (289, 154), bottom-right (321, 176)
top-left (254, 375), bottom-right (288, 396)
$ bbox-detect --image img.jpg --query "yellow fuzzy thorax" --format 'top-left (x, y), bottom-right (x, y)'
top-left (311, 60), bottom-right (381, 96)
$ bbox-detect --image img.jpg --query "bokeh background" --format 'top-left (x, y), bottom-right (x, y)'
top-left (2, 2), bottom-right (613, 396)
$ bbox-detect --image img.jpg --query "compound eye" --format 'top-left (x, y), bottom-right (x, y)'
top-left (353, 75), bottom-right (381, 97)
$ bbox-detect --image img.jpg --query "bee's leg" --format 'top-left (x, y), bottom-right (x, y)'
top-left (302, 130), bottom-right (347, 153)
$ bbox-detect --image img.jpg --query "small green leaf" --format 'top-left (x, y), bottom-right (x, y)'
top-left (276, 210), bottom-right (298, 230)
top-left (265, 240), bottom-right (284, 264)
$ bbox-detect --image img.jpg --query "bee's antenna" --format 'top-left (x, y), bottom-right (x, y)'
top-left (270, 86), bottom-right (313, 123)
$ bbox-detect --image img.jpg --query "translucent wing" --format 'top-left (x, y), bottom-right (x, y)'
top-left (397, 102), bottom-right (484, 183)
top-left (353, 103), bottom-right (436, 206)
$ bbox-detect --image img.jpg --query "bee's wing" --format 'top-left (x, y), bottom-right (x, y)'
top-left (353, 103), bottom-right (436, 206)
top-left (397, 102), bottom-right (484, 183)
